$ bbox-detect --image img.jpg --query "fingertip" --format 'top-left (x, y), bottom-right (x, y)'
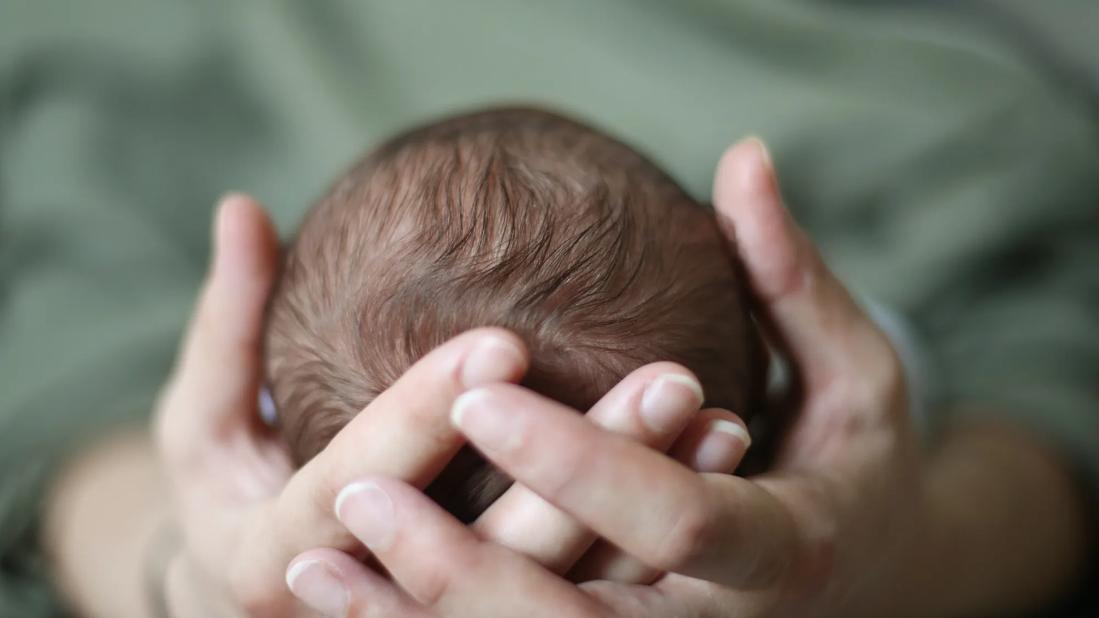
top-left (288, 548), bottom-right (419, 618)
top-left (177, 194), bottom-right (278, 409)
top-left (459, 329), bottom-right (530, 387)
top-left (334, 479), bottom-right (396, 551)
top-left (693, 419), bottom-right (750, 473)
top-left (218, 190), bottom-right (258, 213)
top-left (212, 192), bottom-right (278, 284)
top-left (713, 138), bottom-right (806, 302)
top-left (714, 136), bottom-right (775, 212)
top-left (710, 417), bottom-right (752, 449)
top-left (466, 327), bottom-right (529, 359)
top-left (285, 558), bottom-right (349, 618)
top-left (638, 373), bottom-right (704, 434)
top-left (214, 192), bottom-right (259, 250)
top-left (745, 136), bottom-right (773, 168)
top-left (450, 387), bottom-right (491, 430)
top-left (671, 409), bottom-right (751, 474)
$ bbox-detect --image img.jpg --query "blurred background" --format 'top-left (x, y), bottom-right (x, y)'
top-left (1, 0), bottom-right (1097, 614)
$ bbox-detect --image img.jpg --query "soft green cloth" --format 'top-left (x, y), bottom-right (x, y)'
top-left (2, 1), bottom-right (1096, 614)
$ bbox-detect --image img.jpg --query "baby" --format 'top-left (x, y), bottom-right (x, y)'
top-left (264, 107), bottom-right (765, 523)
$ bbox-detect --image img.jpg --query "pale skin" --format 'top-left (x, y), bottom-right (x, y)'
top-left (45, 139), bottom-right (1090, 617)
top-left (46, 189), bottom-right (749, 616)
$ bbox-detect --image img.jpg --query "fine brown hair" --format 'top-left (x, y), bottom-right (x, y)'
top-left (264, 107), bottom-right (763, 522)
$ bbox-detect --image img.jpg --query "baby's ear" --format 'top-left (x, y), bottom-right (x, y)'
top-left (258, 384), bottom-right (278, 427)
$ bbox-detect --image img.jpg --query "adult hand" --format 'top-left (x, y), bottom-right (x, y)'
top-left (154, 195), bottom-right (746, 616)
top-left (291, 138), bottom-right (935, 617)
top-left (154, 195), bottom-right (526, 616)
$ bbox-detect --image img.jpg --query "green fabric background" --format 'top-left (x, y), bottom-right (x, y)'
top-left (2, 1), bottom-right (1096, 614)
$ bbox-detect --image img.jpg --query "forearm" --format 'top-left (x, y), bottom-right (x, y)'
top-left (44, 426), bottom-right (169, 618)
top-left (917, 417), bottom-right (1092, 616)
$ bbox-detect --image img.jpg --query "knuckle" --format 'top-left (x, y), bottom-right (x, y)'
top-left (650, 490), bottom-right (714, 572)
top-left (277, 471), bottom-right (344, 547)
top-left (829, 339), bottom-right (904, 421)
top-left (578, 581), bottom-right (635, 616)
top-left (228, 562), bottom-right (279, 616)
top-left (836, 378), bottom-right (878, 416)
top-left (865, 332), bottom-right (905, 397)
top-left (536, 431), bottom-right (595, 501)
top-left (854, 339), bottom-right (907, 420)
top-left (415, 561), bottom-right (460, 609)
top-left (420, 546), bottom-right (507, 612)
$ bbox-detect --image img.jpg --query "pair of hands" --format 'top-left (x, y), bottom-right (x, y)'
top-left (155, 139), bottom-right (926, 617)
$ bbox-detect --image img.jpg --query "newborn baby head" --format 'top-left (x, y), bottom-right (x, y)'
top-left (265, 107), bottom-right (763, 522)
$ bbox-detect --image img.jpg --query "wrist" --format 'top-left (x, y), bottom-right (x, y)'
top-left (45, 428), bottom-right (170, 617)
top-left (908, 420), bottom-right (1090, 616)
top-left (143, 522), bottom-right (182, 618)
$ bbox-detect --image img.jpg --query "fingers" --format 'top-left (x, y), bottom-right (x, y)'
top-left (571, 410), bottom-right (752, 583)
top-left (473, 362), bottom-right (704, 574)
top-left (234, 329), bottom-right (529, 608)
top-left (669, 409), bottom-right (752, 474)
top-left (712, 139), bottom-right (896, 390)
top-left (287, 549), bottom-right (431, 618)
top-left (333, 477), bottom-right (605, 617)
top-left (579, 579), bottom-right (699, 618)
top-left (286, 328), bottom-right (528, 522)
top-left (452, 384), bottom-right (799, 586)
top-left (157, 195), bottom-right (279, 460)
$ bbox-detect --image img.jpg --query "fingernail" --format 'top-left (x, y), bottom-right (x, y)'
top-left (747, 137), bottom-right (772, 169)
top-left (451, 388), bottom-right (521, 453)
top-left (461, 336), bottom-right (525, 387)
top-left (713, 419), bottom-right (751, 447)
top-left (286, 560), bottom-right (349, 618)
top-left (742, 138), bottom-right (775, 191)
top-left (640, 374), bottom-right (704, 433)
top-left (335, 481), bottom-right (395, 551)
top-left (692, 420), bottom-right (751, 472)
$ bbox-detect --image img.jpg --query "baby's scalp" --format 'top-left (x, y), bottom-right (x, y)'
top-left (264, 106), bottom-right (763, 522)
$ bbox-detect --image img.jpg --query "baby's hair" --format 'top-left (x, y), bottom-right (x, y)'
top-left (264, 107), bottom-right (763, 521)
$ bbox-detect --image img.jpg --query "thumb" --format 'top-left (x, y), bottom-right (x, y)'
top-left (159, 194), bottom-right (280, 450)
top-left (712, 138), bottom-right (895, 391)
